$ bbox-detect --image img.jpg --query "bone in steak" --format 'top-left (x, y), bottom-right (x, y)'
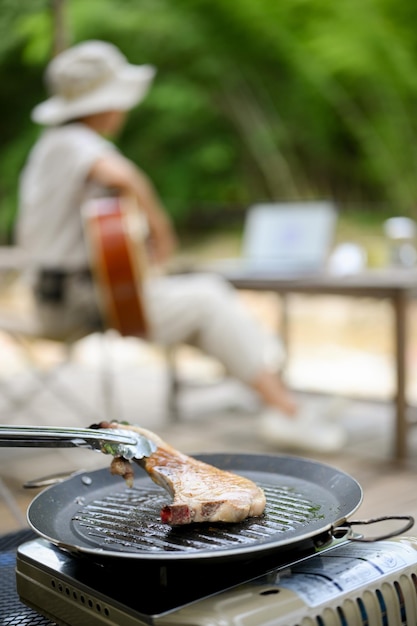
top-left (98, 421), bottom-right (266, 525)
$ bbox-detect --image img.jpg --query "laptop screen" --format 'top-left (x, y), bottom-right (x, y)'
top-left (242, 201), bottom-right (337, 273)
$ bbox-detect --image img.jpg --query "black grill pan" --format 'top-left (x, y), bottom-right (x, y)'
top-left (27, 453), bottom-right (364, 563)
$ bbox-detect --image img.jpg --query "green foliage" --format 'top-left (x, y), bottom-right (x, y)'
top-left (2, 0), bottom-right (417, 243)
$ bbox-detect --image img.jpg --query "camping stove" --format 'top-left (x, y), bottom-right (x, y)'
top-left (12, 534), bottom-right (417, 625)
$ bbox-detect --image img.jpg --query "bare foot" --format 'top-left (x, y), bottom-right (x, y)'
top-left (251, 371), bottom-right (298, 417)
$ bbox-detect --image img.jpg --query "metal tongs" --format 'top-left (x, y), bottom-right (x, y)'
top-left (0, 425), bottom-right (157, 460)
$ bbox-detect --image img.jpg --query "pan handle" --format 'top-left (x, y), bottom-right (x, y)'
top-left (333, 515), bottom-right (415, 542)
top-left (23, 469), bottom-right (85, 489)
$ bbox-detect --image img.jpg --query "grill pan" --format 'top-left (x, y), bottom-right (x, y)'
top-left (27, 452), bottom-right (372, 564)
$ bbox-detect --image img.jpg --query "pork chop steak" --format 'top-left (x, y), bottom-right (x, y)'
top-left (96, 421), bottom-right (266, 525)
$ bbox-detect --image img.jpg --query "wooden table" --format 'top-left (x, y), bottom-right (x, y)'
top-left (223, 267), bottom-right (417, 462)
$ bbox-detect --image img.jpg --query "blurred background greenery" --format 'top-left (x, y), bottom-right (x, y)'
top-left (1, 0), bottom-right (417, 250)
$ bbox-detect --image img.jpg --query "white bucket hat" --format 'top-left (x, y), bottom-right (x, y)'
top-left (32, 40), bottom-right (156, 126)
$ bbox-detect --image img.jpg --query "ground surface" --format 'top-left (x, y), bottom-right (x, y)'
top-left (1, 235), bottom-right (417, 538)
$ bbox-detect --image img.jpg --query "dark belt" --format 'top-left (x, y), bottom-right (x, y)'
top-left (34, 268), bottom-right (92, 304)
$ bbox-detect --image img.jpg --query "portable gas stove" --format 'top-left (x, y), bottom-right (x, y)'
top-left (10, 533), bottom-right (417, 625)
top-left (2, 453), bottom-right (416, 625)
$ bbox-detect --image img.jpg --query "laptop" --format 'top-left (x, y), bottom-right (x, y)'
top-left (208, 201), bottom-right (337, 279)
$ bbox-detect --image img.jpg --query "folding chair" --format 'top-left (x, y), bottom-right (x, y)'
top-left (0, 309), bottom-right (121, 425)
top-left (0, 243), bottom-right (181, 427)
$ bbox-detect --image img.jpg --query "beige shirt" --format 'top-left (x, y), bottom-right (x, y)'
top-left (17, 123), bottom-right (116, 271)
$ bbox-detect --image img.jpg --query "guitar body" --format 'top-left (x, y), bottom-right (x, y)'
top-left (82, 196), bottom-right (149, 338)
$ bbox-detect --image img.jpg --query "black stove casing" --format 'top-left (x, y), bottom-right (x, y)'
top-left (15, 533), bottom-right (331, 625)
top-left (5, 529), bottom-right (417, 626)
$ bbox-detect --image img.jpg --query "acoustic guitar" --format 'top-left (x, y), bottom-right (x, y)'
top-left (82, 196), bottom-right (149, 338)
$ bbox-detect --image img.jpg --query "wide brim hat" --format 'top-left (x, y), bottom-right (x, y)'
top-left (32, 40), bottom-right (156, 126)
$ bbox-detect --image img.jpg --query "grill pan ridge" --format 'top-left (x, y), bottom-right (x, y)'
top-left (27, 453), bottom-right (363, 562)
top-left (71, 483), bottom-right (323, 551)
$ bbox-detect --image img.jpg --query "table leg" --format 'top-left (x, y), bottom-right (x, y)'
top-left (393, 291), bottom-right (407, 461)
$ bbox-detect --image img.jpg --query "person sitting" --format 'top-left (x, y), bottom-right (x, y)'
top-left (16, 40), bottom-right (346, 454)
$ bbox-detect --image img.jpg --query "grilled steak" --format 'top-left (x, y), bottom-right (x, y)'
top-left (98, 421), bottom-right (266, 525)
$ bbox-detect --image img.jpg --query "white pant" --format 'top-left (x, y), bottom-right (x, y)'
top-left (145, 273), bottom-right (284, 382)
top-left (34, 272), bottom-right (285, 384)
